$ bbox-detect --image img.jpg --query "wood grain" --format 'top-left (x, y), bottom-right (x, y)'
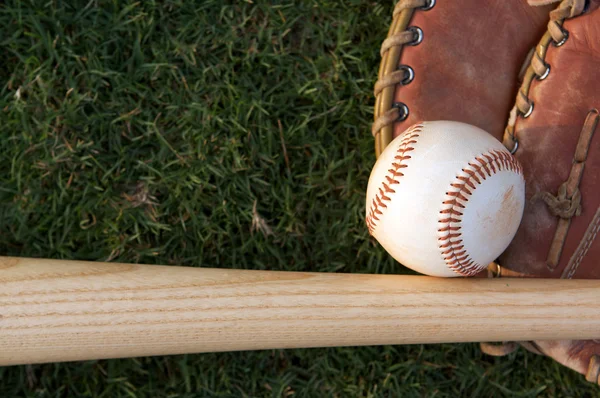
top-left (1, 256), bottom-right (599, 366)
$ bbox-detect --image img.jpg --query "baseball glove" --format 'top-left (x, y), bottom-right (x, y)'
top-left (373, 0), bottom-right (600, 384)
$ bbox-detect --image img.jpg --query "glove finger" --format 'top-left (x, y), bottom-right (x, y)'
top-left (524, 340), bottom-right (600, 384)
top-left (494, 1), bottom-right (600, 385)
top-left (499, 1), bottom-right (600, 279)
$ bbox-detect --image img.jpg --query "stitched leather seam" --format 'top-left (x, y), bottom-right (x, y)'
top-left (366, 125), bottom-right (423, 235)
top-left (564, 206), bottom-right (600, 279)
top-left (438, 150), bottom-right (523, 276)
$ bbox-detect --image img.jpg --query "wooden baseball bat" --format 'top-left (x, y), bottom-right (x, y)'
top-left (1, 256), bottom-right (599, 366)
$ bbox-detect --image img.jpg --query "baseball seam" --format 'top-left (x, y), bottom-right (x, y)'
top-left (366, 124), bottom-right (423, 235)
top-left (438, 150), bottom-right (523, 276)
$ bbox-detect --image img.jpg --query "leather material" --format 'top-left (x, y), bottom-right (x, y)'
top-left (521, 340), bottom-right (600, 383)
top-left (390, 0), bottom-right (554, 141)
top-left (374, 0), bottom-right (600, 384)
top-left (491, 1), bottom-right (600, 384)
top-left (499, 3), bottom-right (600, 279)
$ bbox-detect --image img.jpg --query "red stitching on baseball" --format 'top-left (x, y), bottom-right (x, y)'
top-left (438, 150), bottom-right (523, 276)
top-left (366, 125), bottom-right (423, 235)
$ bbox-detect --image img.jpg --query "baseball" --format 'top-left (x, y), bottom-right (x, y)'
top-left (366, 121), bottom-right (525, 277)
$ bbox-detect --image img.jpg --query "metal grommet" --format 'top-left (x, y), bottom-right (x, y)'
top-left (522, 102), bottom-right (534, 118)
top-left (553, 29), bottom-right (569, 47)
top-left (419, 0), bottom-right (436, 11)
top-left (398, 65), bottom-right (414, 85)
top-left (392, 102), bottom-right (409, 121)
top-left (537, 64), bottom-right (550, 80)
top-left (510, 140), bottom-right (519, 155)
top-left (407, 27), bottom-right (423, 46)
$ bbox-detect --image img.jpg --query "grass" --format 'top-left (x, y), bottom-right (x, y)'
top-left (0, 1), bottom-right (598, 396)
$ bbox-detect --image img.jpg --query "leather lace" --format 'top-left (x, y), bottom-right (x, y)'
top-left (372, 0), bottom-right (428, 139)
top-left (504, 0), bottom-right (588, 150)
top-left (532, 183), bottom-right (582, 219)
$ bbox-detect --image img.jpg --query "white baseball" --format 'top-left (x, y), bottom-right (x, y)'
top-left (366, 121), bottom-right (525, 277)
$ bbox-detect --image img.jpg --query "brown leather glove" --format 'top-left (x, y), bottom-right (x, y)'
top-left (488, 0), bottom-right (600, 384)
top-left (372, 0), bottom-right (600, 384)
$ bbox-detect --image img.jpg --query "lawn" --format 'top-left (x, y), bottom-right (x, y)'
top-left (0, 1), bottom-right (598, 396)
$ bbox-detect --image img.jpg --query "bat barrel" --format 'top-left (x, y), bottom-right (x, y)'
top-left (1, 256), bottom-right (598, 366)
